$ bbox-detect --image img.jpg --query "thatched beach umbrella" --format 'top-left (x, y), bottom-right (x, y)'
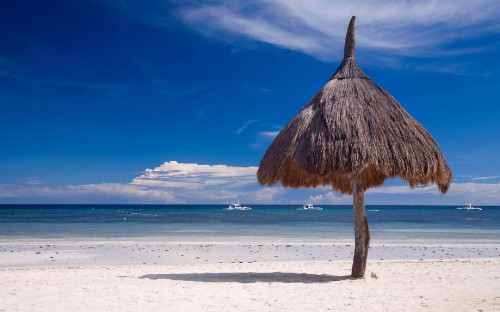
top-left (257, 16), bottom-right (451, 278)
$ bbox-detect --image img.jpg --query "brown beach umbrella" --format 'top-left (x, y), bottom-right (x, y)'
top-left (257, 16), bottom-right (451, 278)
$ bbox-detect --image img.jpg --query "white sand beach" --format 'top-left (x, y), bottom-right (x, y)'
top-left (1, 241), bottom-right (499, 311)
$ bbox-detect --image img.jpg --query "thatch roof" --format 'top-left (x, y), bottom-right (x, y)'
top-left (257, 16), bottom-right (451, 194)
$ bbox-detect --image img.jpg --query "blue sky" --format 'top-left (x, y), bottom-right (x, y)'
top-left (1, 0), bottom-right (499, 205)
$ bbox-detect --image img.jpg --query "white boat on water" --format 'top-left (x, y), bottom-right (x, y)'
top-left (225, 202), bottom-right (252, 211)
top-left (456, 203), bottom-right (482, 211)
top-left (298, 204), bottom-right (323, 211)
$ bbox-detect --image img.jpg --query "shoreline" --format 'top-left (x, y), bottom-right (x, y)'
top-left (2, 239), bottom-right (499, 268)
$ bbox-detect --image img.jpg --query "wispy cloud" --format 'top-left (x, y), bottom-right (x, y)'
top-left (67, 183), bottom-right (182, 203)
top-left (1, 65), bottom-right (203, 99)
top-left (471, 176), bottom-right (500, 181)
top-left (0, 53), bottom-right (204, 99)
top-left (236, 119), bottom-right (258, 134)
top-left (250, 130), bottom-right (280, 149)
top-left (0, 182), bottom-right (182, 203)
top-left (449, 182), bottom-right (500, 194)
top-left (367, 182), bottom-right (500, 195)
top-left (178, 4), bottom-right (324, 55)
top-left (174, 0), bottom-right (500, 59)
top-left (367, 185), bottom-right (440, 195)
top-left (258, 131), bottom-right (279, 139)
top-left (18, 178), bottom-right (42, 185)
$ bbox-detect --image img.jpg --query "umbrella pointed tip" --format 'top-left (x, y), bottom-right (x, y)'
top-left (344, 16), bottom-right (356, 58)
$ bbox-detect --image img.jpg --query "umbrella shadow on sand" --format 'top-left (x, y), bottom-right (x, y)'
top-left (139, 272), bottom-right (355, 283)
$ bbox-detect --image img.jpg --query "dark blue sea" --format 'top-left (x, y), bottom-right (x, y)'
top-left (1, 205), bottom-right (499, 244)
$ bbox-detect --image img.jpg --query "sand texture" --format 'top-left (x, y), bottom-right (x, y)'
top-left (1, 242), bottom-right (499, 311)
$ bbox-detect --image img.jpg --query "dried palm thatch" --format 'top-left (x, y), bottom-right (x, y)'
top-left (257, 16), bottom-right (451, 277)
top-left (258, 17), bottom-right (451, 194)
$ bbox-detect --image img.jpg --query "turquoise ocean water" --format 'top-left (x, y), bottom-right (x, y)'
top-left (0, 205), bottom-right (499, 244)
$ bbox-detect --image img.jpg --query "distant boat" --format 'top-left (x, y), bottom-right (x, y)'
top-left (225, 202), bottom-right (252, 211)
top-left (297, 204), bottom-right (323, 211)
top-left (456, 203), bottom-right (482, 211)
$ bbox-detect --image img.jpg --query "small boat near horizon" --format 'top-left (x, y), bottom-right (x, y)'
top-left (224, 202), bottom-right (252, 211)
top-left (297, 204), bottom-right (323, 211)
top-left (456, 203), bottom-right (482, 211)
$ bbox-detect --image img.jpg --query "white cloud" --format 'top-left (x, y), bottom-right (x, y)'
top-left (175, 0), bottom-right (500, 59)
top-left (0, 161), bottom-right (259, 204)
top-left (178, 5), bottom-right (324, 55)
top-left (365, 182), bottom-right (500, 205)
top-left (367, 182), bottom-right (500, 196)
top-left (282, 182), bottom-right (500, 205)
top-left (19, 178), bottom-right (42, 185)
top-left (252, 188), bottom-right (284, 204)
top-left (131, 161), bottom-right (258, 190)
top-left (471, 176), bottom-right (500, 181)
top-left (0, 182), bottom-right (182, 204)
top-left (1, 161), bottom-right (499, 205)
top-left (67, 183), bottom-right (182, 203)
top-left (236, 119), bottom-right (258, 134)
top-left (367, 184), bottom-right (440, 195)
top-left (258, 131), bottom-right (279, 138)
top-left (449, 182), bottom-right (500, 194)
top-left (308, 191), bottom-right (352, 205)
